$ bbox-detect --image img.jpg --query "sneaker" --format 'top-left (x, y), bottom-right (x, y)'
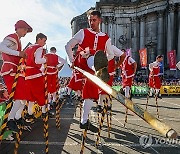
top-left (25, 113), bottom-right (35, 123)
top-left (97, 105), bottom-right (103, 113)
top-left (107, 105), bottom-right (112, 111)
top-left (16, 118), bottom-right (29, 126)
top-left (48, 111), bottom-right (55, 117)
top-left (80, 120), bottom-right (98, 133)
top-left (7, 119), bottom-right (19, 132)
top-left (16, 118), bottom-right (32, 131)
top-left (157, 95), bottom-right (162, 99)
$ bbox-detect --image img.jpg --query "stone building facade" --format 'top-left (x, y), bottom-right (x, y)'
top-left (71, 0), bottom-right (180, 77)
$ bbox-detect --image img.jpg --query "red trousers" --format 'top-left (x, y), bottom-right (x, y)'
top-left (25, 76), bottom-right (45, 106)
top-left (3, 75), bottom-right (27, 100)
top-left (47, 74), bottom-right (58, 93)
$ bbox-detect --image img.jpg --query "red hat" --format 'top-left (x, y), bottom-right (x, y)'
top-left (15, 20), bottom-right (33, 32)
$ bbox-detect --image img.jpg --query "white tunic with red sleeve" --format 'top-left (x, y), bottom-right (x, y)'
top-left (76, 28), bottom-right (110, 100)
top-left (66, 28), bottom-right (114, 100)
top-left (0, 33), bottom-right (27, 100)
top-left (1, 33), bottom-right (21, 76)
top-left (121, 56), bottom-right (135, 88)
top-left (25, 44), bottom-right (46, 106)
top-left (45, 53), bottom-right (59, 93)
top-left (148, 61), bottom-right (161, 89)
top-left (25, 44), bottom-right (46, 79)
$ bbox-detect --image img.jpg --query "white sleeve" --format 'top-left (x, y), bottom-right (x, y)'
top-left (34, 47), bottom-right (46, 64)
top-left (57, 56), bottom-right (66, 67)
top-left (65, 29), bottom-right (84, 63)
top-left (105, 38), bottom-right (114, 61)
top-left (176, 61), bottom-right (180, 70)
top-left (112, 45), bottom-right (123, 57)
top-left (128, 57), bottom-right (135, 64)
top-left (149, 62), bottom-right (155, 71)
top-left (0, 39), bottom-right (20, 56)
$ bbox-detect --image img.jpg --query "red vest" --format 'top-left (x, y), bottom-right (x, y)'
top-left (150, 65), bottom-right (160, 77)
top-left (45, 53), bottom-right (59, 74)
top-left (25, 44), bottom-right (45, 78)
top-left (121, 56), bottom-right (134, 78)
top-left (1, 33), bottom-right (21, 76)
top-left (74, 28), bottom-right (109, 73)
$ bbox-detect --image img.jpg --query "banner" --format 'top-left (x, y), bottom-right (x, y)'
top-left (131, 86), bottom-right (149, 95)
top-left (112, 86), bottom-right (149, 95)
top-left (160, 86), bottom-right (180, 95)
top-left (126, 48), bottom-right (132, 57)
top-left (139, 48), bottom-right (147, 68)
top-left (167, 50), bottom-right (176, 70)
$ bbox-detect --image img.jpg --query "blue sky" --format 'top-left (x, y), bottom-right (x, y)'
top-left (0, 0), bottom-right (98, 61)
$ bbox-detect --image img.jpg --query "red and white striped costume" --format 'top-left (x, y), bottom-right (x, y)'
top-left (148, 61), bottom-right (161, 89)
top-left (25, 44), bottom-right (46, 106)
top-left (66, 28), bottom-right (114, 100)
top-left (121, 56), bottom-right (135, 88)
top-left (0, 33), bottom-right (26, 100)
top-left (45, 53), bottom-right (65, 93)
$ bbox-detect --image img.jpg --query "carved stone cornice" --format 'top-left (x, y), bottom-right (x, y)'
top-left (130, 16), bottom-right (139, 23)
top-left (139, 15), bottom-right (146, 22)
top-left (107, 16), bottom-right (114, 23)
top-left (102, 16), bottom-right (108, 24)
top-left (178, 4), bottom-right (180, 12)
top-left (168, 4), bottom-right (176, 13)
top-left (157, 10), bottom-right (164, 18)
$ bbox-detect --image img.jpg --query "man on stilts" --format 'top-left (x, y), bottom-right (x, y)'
top-left (148, 55), bottom-right (163, 99)
top-left (118, 49), bottom-right (137, 126)
top-left (0, 20), bottom-right (32, 132)
top-left (45, 47), bottom-right (66, 111)
top-left (25, 33), bottom-right (48, 120)
top-left (65, 10), bottom-right (114, 132)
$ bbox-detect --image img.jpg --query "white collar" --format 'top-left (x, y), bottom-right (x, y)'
top-left (87, 28), bottom-right (106, 36)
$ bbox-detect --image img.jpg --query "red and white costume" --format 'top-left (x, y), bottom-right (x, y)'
top-left (121, 56), bottom-right (136, 88)
top-left (66, 28), bottom-right (114, 124)
top-left (45, 53), bottom-right (65, 94)
top-left (66, 28), bottom-right (114, 100)
top-left (25, 44), bottom-right (46, 106)
top-left (0, 33), bottom-right (26, 100)
top-left (148, 61), bottom-right (161, 89)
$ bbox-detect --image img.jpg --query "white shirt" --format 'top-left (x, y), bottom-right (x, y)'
top-left (0, 38), bottom-right (20, 56)
top-left (111, 45), bottom-right (124, 57)
top-left (34, 46), bottom-right (46, 64)
top-left (65, 28), bottom-right (114, 63)
top-left (149, 61), bottom-right (159, 72)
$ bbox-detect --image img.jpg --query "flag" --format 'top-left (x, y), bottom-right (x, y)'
top-left (139, 48), bottom-right (147, 68)
top-left (167, 50), bottom-right (176, 70)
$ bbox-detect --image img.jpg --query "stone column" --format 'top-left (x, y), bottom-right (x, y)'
top-left (157, 11), bottom-right (164, 56)
top-left (167, 4), bottom-right (175, 52)
top-left (108, 16), bottom-right (114, 43)
top-left (177, 5), bottom-right (180, 62)
top-left (140, 15), bottom-right (146, 49)
top-left (112, 17), bottom-right (116, 45)
top-left (101, 16), bottom-right (106, 33)
top-left (131, 17), bottom-right (139, 63)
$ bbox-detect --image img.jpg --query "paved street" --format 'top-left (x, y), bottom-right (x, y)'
top-left (0, 96), bottom-right (180, 154)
